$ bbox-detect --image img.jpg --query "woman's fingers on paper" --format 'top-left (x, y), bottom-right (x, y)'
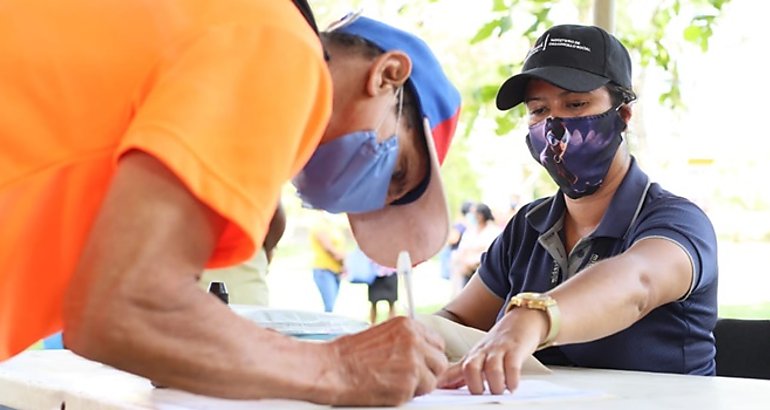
top-left (440, 350), bottom-right (525, 395)
top-left (462, 352), bottom-right (487, 394)
top-left (504, 352), bottom-right (522, 392)
top-left (483, 352), bottom-right (507, 394)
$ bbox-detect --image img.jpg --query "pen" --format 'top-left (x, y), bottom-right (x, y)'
top-left (397, 250), bottom-right (415, 319)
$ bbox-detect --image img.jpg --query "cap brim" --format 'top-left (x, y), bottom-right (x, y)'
top-left (348, 118), bottom-right (449, 268)
top-left (496, 66), bottom-right (610, 110)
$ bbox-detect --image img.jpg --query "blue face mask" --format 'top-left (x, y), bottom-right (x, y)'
top-left (526, 106), bottom-right (626, 199)
top-left (293, 88), bottom-right (404, 214)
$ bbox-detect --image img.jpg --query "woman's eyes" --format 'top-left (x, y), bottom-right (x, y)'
top-left (529, 101), bottom-right (589, 116)
top-left (567, 101), bottom-right (589, 109)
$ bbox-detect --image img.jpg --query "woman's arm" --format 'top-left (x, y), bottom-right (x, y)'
top-left (437, 274), bottom-right (505, 332)
top-left (439, 237), bottom-right (694, 394)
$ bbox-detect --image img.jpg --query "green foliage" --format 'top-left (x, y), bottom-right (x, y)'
top-left (454, 0), bottom-right (731, 135)
top-left (684, 15), bottom-right (716, 52)
top-left (658, 64), bottom-right (683, 107)
top-left (682, 0), bottom-right (729, 52)
top-left (719, 302), bottom-right (770, 320)
top-left (494, 106), bottom-right (526, 135)
top-left (440, 138), bottom-right (482, 215)
top-left (493, 0), bottom-right (510, 11)
top-left (470, 16), bottom-right (513, 44)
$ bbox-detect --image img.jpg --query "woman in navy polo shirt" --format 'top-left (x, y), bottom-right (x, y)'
top-left (437, 24), bottom-right (718, 395)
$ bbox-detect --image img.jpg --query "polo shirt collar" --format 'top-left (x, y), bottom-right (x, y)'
top-left (594, 157), bottom-right (650, 238)
top-left (525, 194), bottom-right (564, 235)
top-left (525, 156), bottom-right (650, 239)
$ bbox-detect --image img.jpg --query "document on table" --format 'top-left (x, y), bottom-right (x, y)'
top-left (411, 316), bottom-right (608, 406)
top-left (411, 380), bottom-right (610, 406)
top-left (231, 305), bottom-right (369, 338)
top-left (149, 381), bottom-right (608, 409)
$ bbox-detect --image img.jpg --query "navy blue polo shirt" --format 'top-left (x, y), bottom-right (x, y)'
top-left (478, 158), bottom-right (718, 375)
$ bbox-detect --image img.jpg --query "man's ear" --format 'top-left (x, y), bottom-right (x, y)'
top-left (365, 50), bottom-right (412, 96)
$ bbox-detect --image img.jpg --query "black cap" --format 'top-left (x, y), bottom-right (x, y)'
top-left (496, 24), bottom-right (632, 110)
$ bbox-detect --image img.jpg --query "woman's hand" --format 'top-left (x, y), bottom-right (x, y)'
top-left (437, 308), bottom-right (548, 394)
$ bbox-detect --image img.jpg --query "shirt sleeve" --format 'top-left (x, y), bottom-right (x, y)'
top-left (118, 23), bottom-right (331, 268)
top-left (632, 197), bottom-right (718, 299)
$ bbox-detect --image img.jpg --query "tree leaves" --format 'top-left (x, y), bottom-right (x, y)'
top-left (457, 0), bottom-right (730, 134)
top-left (470, 16), bottom-right (513, 44)
top-left (684, 15), bottom-right (716, 52)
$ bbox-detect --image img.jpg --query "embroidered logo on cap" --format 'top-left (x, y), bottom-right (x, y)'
top-left (527, 33), bottom-right (593, 60)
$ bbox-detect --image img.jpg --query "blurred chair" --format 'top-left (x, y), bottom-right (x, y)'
top-left (714, 318), bottom-right (770, 379)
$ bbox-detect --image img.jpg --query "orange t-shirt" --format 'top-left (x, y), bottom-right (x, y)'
top-left (0, 0), bottom-right (331, 359)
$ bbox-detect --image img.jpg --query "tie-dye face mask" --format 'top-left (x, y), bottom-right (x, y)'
top-left (526, 107), bottom-right (626, 199)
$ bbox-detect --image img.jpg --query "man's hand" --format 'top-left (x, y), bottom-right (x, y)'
top-left (436, 308), bottom-right (547, 394)
top-left (324, 317), bottom-right (448, 406)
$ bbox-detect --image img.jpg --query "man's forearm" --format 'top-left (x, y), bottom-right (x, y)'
top-left (64, 277), bottom-right (340, 402)
top-left (61, 152), bottom-right (342, 402)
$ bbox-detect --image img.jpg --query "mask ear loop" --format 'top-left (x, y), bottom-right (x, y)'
top-left (373, 86), bottom-right (404, 141)
top-left (394, 86), bottom-right (404, 140)
top-left (613, 103), bottom-right (630, 132)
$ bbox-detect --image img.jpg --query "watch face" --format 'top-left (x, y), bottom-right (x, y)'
top-left (521, 292), bottom-right (546, 301)
top-left (519, 293), bottom-right (556, 307)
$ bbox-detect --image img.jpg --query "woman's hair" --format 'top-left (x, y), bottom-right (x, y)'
top-left (475, 203), bottom-right (494, 222)
top-left (606, 82), bottom-right (637, 106)
top-left (460, 200), bottom-right (473, 216)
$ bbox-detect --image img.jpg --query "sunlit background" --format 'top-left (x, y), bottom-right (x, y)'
top-left (263, 0), bottom-right (768, 323)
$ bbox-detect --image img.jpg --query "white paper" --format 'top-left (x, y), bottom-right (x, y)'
top-left (152, 389), bottom-right (324, 410)
top-left (231, 305), bottom-right (369, 336)
top-left (410, 380), bottom-right (608, 406)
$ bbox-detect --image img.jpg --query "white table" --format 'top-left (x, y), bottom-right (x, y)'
top-left (1, 350), bottom-right (769, 409)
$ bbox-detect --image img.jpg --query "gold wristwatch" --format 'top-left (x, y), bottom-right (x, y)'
top-left (505, 292), bottom-right (561, 350)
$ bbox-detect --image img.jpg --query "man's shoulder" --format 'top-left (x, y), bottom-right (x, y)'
top-left (173, 0), bottom-right (322, 57)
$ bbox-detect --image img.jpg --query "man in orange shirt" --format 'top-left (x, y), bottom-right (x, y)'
top-left (0, 1), bottom-right (460, 406)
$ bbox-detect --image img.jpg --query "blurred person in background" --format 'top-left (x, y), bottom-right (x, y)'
top-left (450, 203), bottom-right (501, 294)
top-left (368, 261), bottom-right (399, 324)
top-left (309, 214), bottom-right (347, 312)
top-left (440, 200), bottom-right (474, 280)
